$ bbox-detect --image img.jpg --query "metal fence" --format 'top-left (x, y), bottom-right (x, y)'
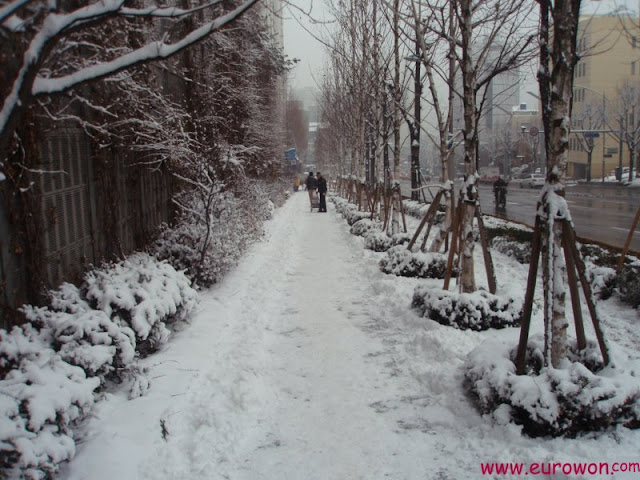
top-left (0, 125), bottom-right (173, 328)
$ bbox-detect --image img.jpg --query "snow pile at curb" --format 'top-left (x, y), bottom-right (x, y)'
top-left (1, 253), bottom-right (197, 478)
top-left (465, 335), bottom-right (640, 437)
top-left (380, 245), bottom-right (450, 279)
top-left (412, 287), bottom-right (520, 330)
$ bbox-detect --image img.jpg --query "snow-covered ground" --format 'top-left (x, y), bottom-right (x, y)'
top-left (61, 191), bottom-right (640, 480)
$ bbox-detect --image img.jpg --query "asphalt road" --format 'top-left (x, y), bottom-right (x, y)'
top-left (477, 183), bottom-right (640, 254)
top-left (402, 180), bottom-right (640, 254)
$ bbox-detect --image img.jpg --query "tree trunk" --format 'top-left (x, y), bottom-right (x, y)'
top-left (458, 0), bottom-right (478, 293)
top-left (538, 0), bottom-right (581, 367)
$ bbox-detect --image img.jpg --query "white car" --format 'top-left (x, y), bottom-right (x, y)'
top-left (519, 174), bottom-right (545, 188)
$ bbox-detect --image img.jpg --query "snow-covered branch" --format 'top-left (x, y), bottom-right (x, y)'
top-left (0, 0), bottom-right (259, 159)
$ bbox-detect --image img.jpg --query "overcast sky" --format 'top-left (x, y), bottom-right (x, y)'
top-left (282, 0), bottom-right (331, 91)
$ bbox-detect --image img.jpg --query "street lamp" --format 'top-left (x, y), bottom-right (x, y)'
top-left (520, 125), bottom-right (542, 173)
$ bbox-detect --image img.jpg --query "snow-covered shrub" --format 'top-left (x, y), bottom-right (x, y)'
top-left (350, 218), bottom-right (381, 237)
top-left (380, 245), bottom-right (450, 279)
top-left (344, 209), bottom-right (372, 226)
top-left (402, 200), bottom-right (430, 219)
top-left (83, 253), bottom-right (197, 356)
top-left (412, 287), bottom-right (520, 330)
top-left (0, 252), bottom-right (198, 477)
top-left (490, 236), bottom-right (531, 264)
top-left (586, 265), bottom-right (617, 300)
top-left (331, 196), bottom-right (351, 215)
top-left (152, 183), bottom-right (268, 288)
top-left (364, 231), bottom-right (411, 252)
top-left (465, 335), bottom-right (640, 437)
top-left (0, 325), bottom-right (100, 478)
top-left (23, 300), bottom-right (136, 380)
top-left (618, 265), bottom-right (640, 308)
top-left (365, 230), bottom-right (393, 252)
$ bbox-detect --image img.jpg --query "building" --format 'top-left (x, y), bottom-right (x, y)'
top-left (568, 0), bottom-right (640, 180)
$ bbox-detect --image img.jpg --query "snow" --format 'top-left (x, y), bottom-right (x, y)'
top-left (48, 192), bottom-right (640, 479)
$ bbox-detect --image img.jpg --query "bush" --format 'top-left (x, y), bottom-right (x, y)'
top-left (0, 325), bottom-right (100, 479)
top-left (364, 231), bottom-right (411, 252)
top-left (412, 287), bottom-right (520, 331)
top-left (152, 181), bottom-right (269, 288)
top-left (23, 285), bottom-right (136, 380)
top-left (83, 253), bottom-right (197, 356)
top-left (465, 335), bottom-right (640, 437)
top-left (586, 265), bottom-right (617, 300)
top-left (350, 218), bottom-right (381, 237)
top-left (380, 245), bottom-right (450, 279)
top-left (2, 253), bottom-right (198, 478)
top-left (344, 209), bottom-right (372, 226)
top-left (618, 264), bottom-right (640, 308)
top-left (490, 236), bottom-right (531, 264)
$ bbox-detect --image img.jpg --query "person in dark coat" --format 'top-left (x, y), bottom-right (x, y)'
top-left (305, 172), bottom-right (318, 208)
top-left (316, 172), bottom-right (328, 212)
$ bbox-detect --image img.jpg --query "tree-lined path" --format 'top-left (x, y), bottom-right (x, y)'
top-left (62, 191), bottom-right (640, 480)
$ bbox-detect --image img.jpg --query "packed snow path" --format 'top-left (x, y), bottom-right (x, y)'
top-left (64, 191), bottom-right (640, 480)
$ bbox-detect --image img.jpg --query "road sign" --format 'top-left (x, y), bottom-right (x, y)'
top-left (529, 126), bottom-right (539, 137)
top-left (584, 131), bottom-right (600, 138)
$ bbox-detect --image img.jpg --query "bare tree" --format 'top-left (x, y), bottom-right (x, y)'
top-left (0, 0), bottom-right (260, 166)
top-left (572, 102), bottom-right (604, 181)
top-left (442, 0), bottom-right (536, 291)
top-left (535, 0), bottom-right (581, 367)
top-left (606, 81), bottom-right (640, 182)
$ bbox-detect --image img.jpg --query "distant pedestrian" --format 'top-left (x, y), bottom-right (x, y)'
top-left (317, 172), bottom-right (327, 212)
top-left (305, 172), bottom-right (318, 207)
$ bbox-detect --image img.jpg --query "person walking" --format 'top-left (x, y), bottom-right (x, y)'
top-left (305, 172), bottom-right (318, 208)
top-left (317, 172), bottom-right (328, 212)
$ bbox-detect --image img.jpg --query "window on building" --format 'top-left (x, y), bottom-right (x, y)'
top-left (632, 61), bottom-right (637, 75)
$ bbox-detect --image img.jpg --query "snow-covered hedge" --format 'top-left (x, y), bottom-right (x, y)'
top-left (24, 284), bottom-right (136, 380)
top-left (331, 196), bottom-right (377, 226)
top-left (586, 265), bottom-right (617, 300)
top-left (412, 287), bottom-right (520, 331)
top-left (618, 264), bottom-right (640, 308)
top-left (465, 335), bottom-right (640, 437)
top-left (364, 231), bottom-right (411, 252)
top-left (402, 199), bottom-right (430, 218)
top-left (490, 236), bottom-right (531, 264)
top-left (402, 199), bottom-right (445, 224)
top-left (1, 253), bottom-right (197, 478)
top-left (380, 245), bottom-right (450, 279)
top-left (82, 253), bottom-right (197, 355)
top-left (350, 218), bottom-right (381, 237)
top-left (0, 325), bottom-right (100, 479)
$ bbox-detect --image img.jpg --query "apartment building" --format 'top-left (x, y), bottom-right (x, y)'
top-left (569, 1), bottom-right (640, 180)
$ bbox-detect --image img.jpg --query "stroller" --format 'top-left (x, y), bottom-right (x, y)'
top-left (310, 192), bottom-right (320, 212)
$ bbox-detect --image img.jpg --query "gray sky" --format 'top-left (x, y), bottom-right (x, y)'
top-left (283, 0), bottom-right (331, 90)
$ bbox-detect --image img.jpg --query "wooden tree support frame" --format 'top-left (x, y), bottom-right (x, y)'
top-left (406, 189), bottom-right (444, 251)
top-left (515, 216), bottom-right (610, 375)
top-left (617, 206), bottom-right (640, 273)
top-left (442, 200), bottom-right (497, 294)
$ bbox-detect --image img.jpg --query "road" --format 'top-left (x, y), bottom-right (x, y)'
top-left (402, 180), bottom-right (640, 254)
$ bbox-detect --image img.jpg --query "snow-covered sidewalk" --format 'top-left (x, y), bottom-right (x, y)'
top-left (63, 191), bottom-right (640, 480)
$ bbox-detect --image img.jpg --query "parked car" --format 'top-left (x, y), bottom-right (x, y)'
top-left (519, 173), bottom-right (545, 188)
